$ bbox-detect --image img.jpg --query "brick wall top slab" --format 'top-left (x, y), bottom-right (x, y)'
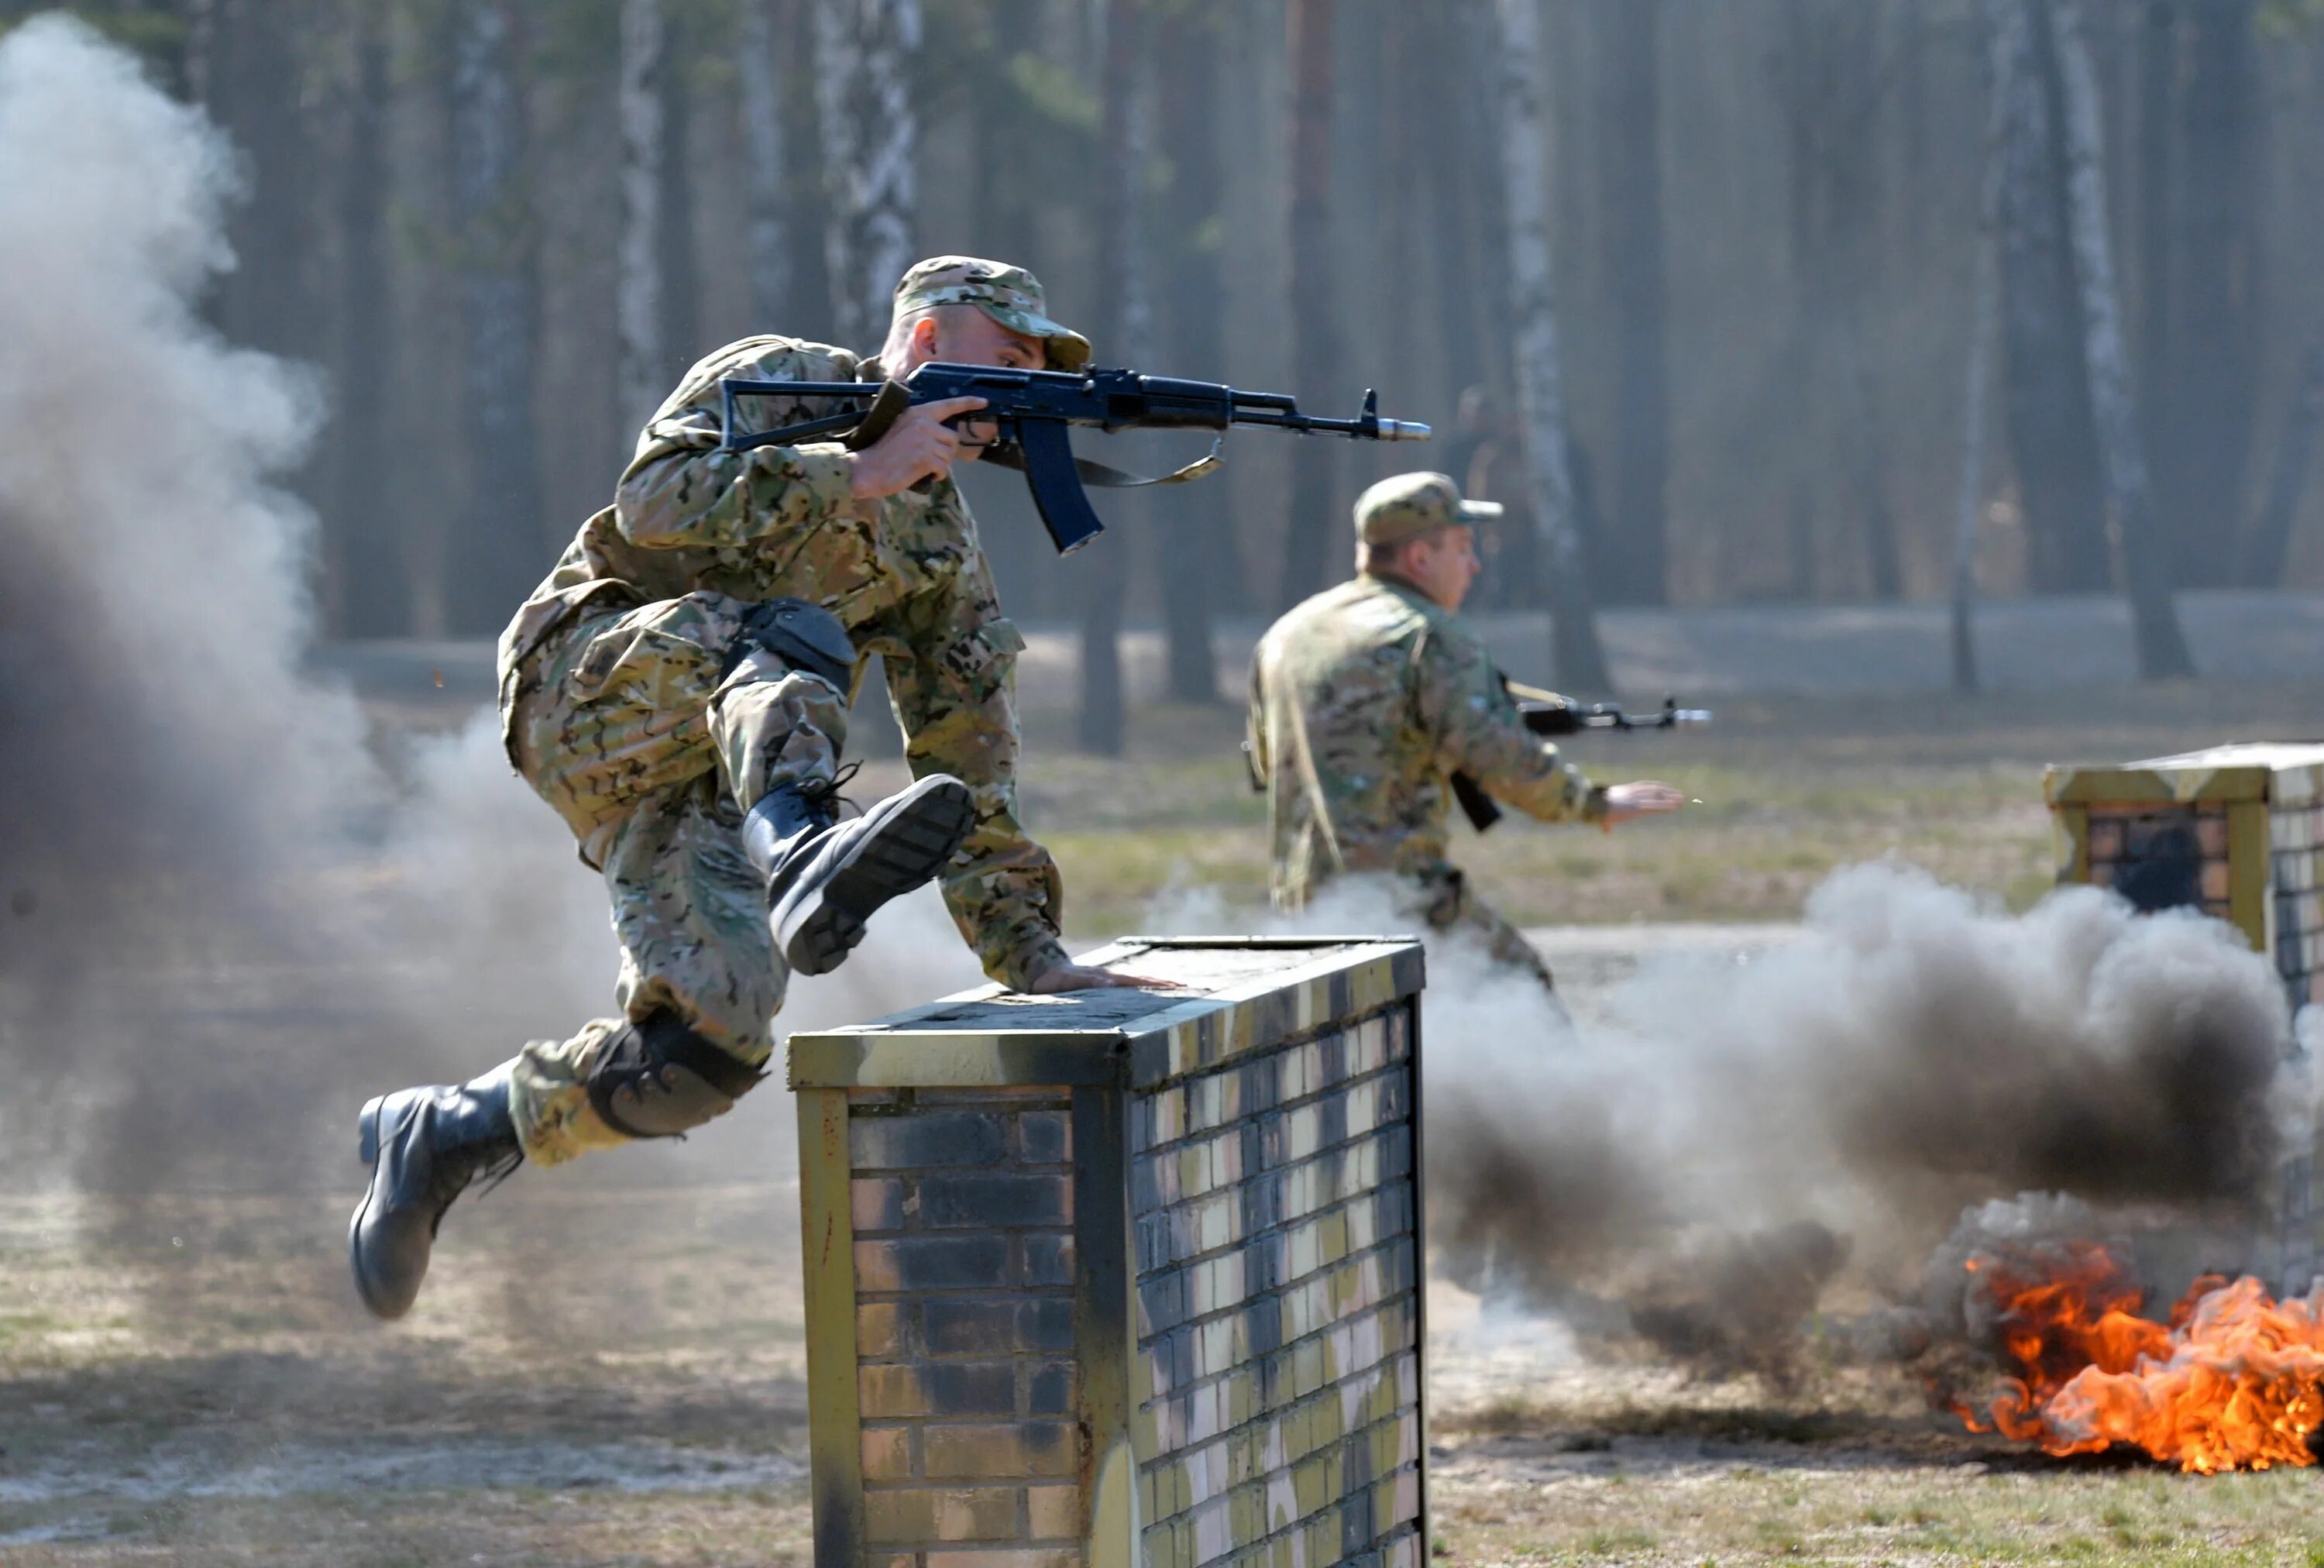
top-left (788, 940), bottom-right (1423, 1092)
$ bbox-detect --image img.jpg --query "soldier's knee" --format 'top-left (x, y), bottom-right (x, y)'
top-left (586, 1010), bottom-right (768, 1140)
top-left (724, 597), bottom-right (855, 693)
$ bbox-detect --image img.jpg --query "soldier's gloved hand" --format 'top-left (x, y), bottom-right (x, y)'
top-left (847, 395), bottom-right (991, 499)
top-left (1024, 961), bottom-right (1169, 994)
top-left (1603, 780), bottom-right (1689, 826)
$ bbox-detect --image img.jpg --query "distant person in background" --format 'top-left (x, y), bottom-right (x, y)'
top-left (348, 257), bottom-right (1149, 1321)
top-left (1246, 472), bottom-right (1686, 989)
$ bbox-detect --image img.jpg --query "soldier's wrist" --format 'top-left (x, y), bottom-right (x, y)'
top-left (1006, 939), bottom-right (1071, 993)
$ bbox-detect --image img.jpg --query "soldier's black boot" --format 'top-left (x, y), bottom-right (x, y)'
top-left (744, 771), bottom-right (976, 977)
top-left (349, 1061), bottom-right (521, 1320)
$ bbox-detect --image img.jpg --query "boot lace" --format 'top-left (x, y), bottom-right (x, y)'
top-left (792, 760), bottom-right (863, 823)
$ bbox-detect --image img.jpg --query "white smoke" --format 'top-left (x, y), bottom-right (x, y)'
top-left (0, 16), bottom-right (971, 1195)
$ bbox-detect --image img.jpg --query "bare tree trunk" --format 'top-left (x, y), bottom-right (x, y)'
top-left (815, 0), bottom-right (920, 350)
top-left (1078, 0), bottom-right (1150, 756)
top-left (446, 0), bottom-right (545, 634)
top-left (1996, 0), bottom-right (2112, 593)
top-left (615, 0), bottom-right (665, 434)
top-left (658, 9), bottom-right (700, 388)
top-left (2155, 0), bottom-right (2262, 588)
top-left (1275, 0), bottom-right (1341, 610)
top-left (1155, 3), bottom-right (1226, 702)
top-left (1426, 3), bottom-right (1505, 414)
top-left (332, 2), bottom-right (407, 637)
top-left (2049, 0), bottom-right (2195, 679)
top-left (1956, 0), bottom-right (2025, 695)
top-left (2240, 336), bottom-right (2324, 586)
top-left (2133, 0), bottom-right (2175, 538)
top-left (740, 0), bottom-right (790, 325)
top-left (187, 0), bottom-right (314, 363)
top-left (1598, 0), bottom-right (1670, 607)
top-left (1494, 0), bottom-right (1611, 693)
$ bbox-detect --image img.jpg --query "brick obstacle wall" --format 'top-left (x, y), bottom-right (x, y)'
top-left (2047, 744), bottom-right (2324, 1289)
top-left (1128, 1008), bottom-right (1422, 1568)
top-left (788, 938), bottom-right (1427, 1568)
top-left (849, 1086), bottom-right (1083, 1566)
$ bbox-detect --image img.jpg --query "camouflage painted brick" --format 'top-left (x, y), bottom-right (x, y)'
top-left (856, 1235), bottom-right (1012, 1292)
top-left (919, 1172), bottom-right (1071, 1229)
top-left (923, 1421), bottom-right (1079, 1479)
top-left (861, 1485), bottom-right (1020, 1544)
top-left (851, 1111), bottom-right (1010, 1169)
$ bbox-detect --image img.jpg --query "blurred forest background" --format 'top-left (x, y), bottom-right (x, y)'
top-left (14, 0), bottom-right (2324, 719)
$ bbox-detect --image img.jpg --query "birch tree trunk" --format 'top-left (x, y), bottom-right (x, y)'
top-left (616, 0), bottom-right (666, 435)
top-left (1078, 0), bottom-right (1150, 755)
top-left (332, 2), bottom-right (406, 636)
top-left (1274, 0), bottom-right (1341, 610)
top-left (739, 0), bottom-right (790, 324)
top-left (446, 0), bottom-right (545, 634)
top-left (1493, 0), bottom-right (1611, 693)
top-left (2048, 0), bottom-right (2195, 679)
top-left (815, 0), bottom-right (920, 350)
top-left (1954, 0), bottom-right (2024, 695)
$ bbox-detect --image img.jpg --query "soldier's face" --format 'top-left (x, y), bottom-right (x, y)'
top-left (1403, 524), bottom-right (1480, 611)
top-left (899, 308), bottom-right (1045, 454)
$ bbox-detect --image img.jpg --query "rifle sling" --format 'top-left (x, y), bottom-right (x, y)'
top-left (982, 435), bottom-right (1225, 489)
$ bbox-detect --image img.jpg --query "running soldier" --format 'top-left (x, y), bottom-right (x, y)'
top-left (1246, 471), bottom-right (1685, 987)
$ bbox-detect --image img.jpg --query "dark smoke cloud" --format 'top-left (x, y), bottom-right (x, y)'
top-left (1173, 862), bottom-right (2307, 1377)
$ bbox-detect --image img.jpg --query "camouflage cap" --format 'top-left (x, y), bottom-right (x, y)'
top-left (1355, 471), bottom-right (1504, 546)
top-left (892, 256), bottom-right (1092, 371)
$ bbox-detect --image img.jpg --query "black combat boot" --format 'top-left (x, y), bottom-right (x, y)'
top-left (349, 1062), bottom-right (521, 1320)
top-left (744, 770), bottom-right (976, 977)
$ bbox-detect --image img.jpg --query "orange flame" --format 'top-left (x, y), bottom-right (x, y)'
top-left (1951, 1246), bottom-right (2324, 1473)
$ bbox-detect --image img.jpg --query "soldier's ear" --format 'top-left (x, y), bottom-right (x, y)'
top-left (912, 315), bottom-right (943, 357)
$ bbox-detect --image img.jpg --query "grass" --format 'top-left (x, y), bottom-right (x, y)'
top-left (984, 680), bottom-right (2324, 940)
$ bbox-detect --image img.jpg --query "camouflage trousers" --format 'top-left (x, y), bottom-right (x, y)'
top-left (1283, 864), bottom-right (1556, 991)
top-left (499, 591), bottom-right (847, 1166)
top-left (1408, 865), bottom-right (1556, 992)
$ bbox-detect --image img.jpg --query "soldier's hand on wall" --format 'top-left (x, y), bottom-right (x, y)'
top-left (1024, 961), bottom-right (1170, 994)
top-left (847, 396), bottom-right (992, 499)
top-left (1603, 780), bottom-right (1689, 825)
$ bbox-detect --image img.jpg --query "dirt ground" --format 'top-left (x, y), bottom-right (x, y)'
top-left (9, 920), bottom-right (2324, 1565)
top-left (10, 1174), bottom-right (2324, 1568)
top-left (12, 670), bottom-right (2324, 1563)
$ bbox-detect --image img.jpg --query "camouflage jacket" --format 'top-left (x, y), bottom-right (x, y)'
top-left (499, 335), bottom-right (1066, 989)
top-left (1246, 573), bottom-right (1606, 907)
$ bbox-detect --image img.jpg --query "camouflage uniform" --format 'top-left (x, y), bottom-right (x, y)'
top-left (1245, 473), bottom-right (1606, 986)
top-left (494, 265), bottom-right (1085, 1166)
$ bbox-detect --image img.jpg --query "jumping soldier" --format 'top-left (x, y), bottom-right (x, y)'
top-left (349, 257), bottom-right (1147, 1319)
top-left (1246, 471), bottom-right (1686, 988)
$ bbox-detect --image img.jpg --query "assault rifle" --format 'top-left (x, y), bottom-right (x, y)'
top-left (1451, 687), bottom-right (1712, 833)
top-left (717, 360), bottom-right (1430, 555)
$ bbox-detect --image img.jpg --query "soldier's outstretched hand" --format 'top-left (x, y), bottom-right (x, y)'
top-left (847, 395), bottom-right (992, 499)
top-left (1604, 780), bottom-right (1689, 825)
